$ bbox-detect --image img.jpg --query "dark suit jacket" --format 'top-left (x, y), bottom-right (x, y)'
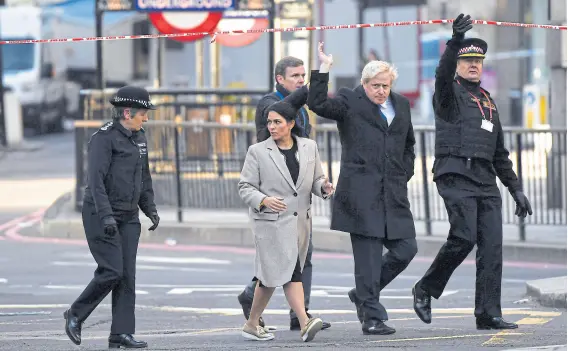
top-left (254, 84), bottom-right (312, 142)
top-left (307, 70), bottom-right (416, 239)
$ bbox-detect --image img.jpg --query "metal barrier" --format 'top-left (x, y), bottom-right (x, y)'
top-left (74, 120), bottom-right (567, 241)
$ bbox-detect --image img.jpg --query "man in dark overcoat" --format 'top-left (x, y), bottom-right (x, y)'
top-left (412, 14), bottom-right (533, 330)
top-left (307, 42), bottom-right (418, 335)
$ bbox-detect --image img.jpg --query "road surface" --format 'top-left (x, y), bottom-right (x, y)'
top-left (0, 212), bottom-right (565, 351)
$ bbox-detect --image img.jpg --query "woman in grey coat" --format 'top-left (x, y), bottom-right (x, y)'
top-left (238, 88), bottom-right (334, 342)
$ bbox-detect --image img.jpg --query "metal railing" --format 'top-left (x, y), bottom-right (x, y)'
top-left (74, 119), bottom-right (567, 241)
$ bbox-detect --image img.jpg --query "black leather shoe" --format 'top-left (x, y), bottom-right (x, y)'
top-left (362, 319), bottom-right (396, 335)
top-left (476, 317), bottom-right (519, 330)
top-left (63, 309), bottom-right (81, 345)
top-left (348, 288), bottom-right (364, 323)
top-left (237, 291), bottom-right (265, 327)
top-left (108, 334), bottom-right (147, 348)
top-left (290, 313), bottom-right (331, 331)
top-left (412, 282), bottom-right (432, 324)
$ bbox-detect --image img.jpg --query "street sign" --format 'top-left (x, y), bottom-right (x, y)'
top-left (523, 84), bottom-right (548, 128)
top-left (148, 11), bottom-right (223, 42)
top-left (135, 0), bottom-right (236, 11)
top-left (97, 0), bottom-right (134, 11)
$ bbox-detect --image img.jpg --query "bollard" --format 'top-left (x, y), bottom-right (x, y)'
top-left (3, 90), bottom-right (23, 148)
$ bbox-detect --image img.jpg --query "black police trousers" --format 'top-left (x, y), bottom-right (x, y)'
top-left (418, 173), bottom-right (503, 318)
top-left (70, 202), bottom-right (141, 334)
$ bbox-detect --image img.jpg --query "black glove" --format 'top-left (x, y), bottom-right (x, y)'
top-left (148, 212), bottom-right (160, 231)
top-left (102, 216), bottom-right (118, 236)
top-left (452, 13), bottom-right (473, 40)
top-left (511, 190), bottom-right (533, 218)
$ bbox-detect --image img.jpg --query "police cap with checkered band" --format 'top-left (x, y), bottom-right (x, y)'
top-left (456, 38), bottom-right (488, 59)
top-left (109, 85), bottom-right (157, 110)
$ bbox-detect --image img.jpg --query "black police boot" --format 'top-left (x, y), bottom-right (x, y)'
top-left (63, 309), bottom-right (81, 345)
top-left (237, 291), bottom-right (265, 327)
top-left (476, 317), bottom-right (519, 330)
top-left (290, 311), bottom-right (331, 331)
top-left (108, 334), bottom-right (147, 348)
top-left (362, 319), bottom-right (396, 335)
top-left (348, 288), bottom-right (364, 323)
top-left (412, 282), bottom-right (432, 324)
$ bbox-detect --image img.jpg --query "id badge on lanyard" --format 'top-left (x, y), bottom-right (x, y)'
top-left (457, 80), bottom-right (494, 132)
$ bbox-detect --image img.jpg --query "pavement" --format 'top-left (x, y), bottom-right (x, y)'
top-left (0, 213), bottom-right (566, 350)
top-left (41, 191), bottom-right (567, 266)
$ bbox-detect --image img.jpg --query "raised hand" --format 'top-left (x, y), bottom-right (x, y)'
top-left (452, 13), bottom-right (473, 39)
top-left (317, 42), bottom-right (333, 66)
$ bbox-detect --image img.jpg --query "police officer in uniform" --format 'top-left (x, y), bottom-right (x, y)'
top-left (412, 14), bottom-right (533, 330)
top-left (63, 86), bottom-right (160, 348)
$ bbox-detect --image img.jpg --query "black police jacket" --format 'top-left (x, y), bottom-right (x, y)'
top-left (432, 37), bottom-right (521, 191)
top-left (254, 84), bottom-right (312, 142)
top-left (83, 121), bottom-right (157, 220)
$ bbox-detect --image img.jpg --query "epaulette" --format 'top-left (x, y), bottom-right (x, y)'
top-left (98, 121), bottom-right (114, 132)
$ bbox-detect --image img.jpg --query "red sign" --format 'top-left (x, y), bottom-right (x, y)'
top-left (213, 17), bottom-right (269, 47)
top-left (148, 11), bottom-right (223, 43)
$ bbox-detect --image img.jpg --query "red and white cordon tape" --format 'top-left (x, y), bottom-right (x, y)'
top-left (0, 19), bottom-right (565, 45)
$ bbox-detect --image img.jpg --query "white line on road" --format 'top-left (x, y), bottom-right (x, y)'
top-left (136, 256), bottom-right (231, 265)
top-left (0, 278), bottom-right (7, 284)
top-left (63, 253), bottom-right (231, 265)
top-left (50, 261), bottom-right (220, 272)
top-left (167, 287), bottom-right (248, 294)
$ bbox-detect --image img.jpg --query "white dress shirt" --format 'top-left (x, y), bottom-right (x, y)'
top-left (379, 97), bottom-right (396, 126)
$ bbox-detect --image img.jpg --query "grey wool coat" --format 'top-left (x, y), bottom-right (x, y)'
top-left (238, 136), bottom-right (331, 287)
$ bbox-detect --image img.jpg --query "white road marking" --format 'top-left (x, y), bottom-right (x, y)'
top-left (43, 285), bottom-right (83, 290)
top-left (167, 287), bottom-right (247, 294)
top-left (136, 256), bottom-right (231, 265)
top-left (0, 278), bottom-right (7, 284)
top-left (50, 261), bottom-right (220, 272)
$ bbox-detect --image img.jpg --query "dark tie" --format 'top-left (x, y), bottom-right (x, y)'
top-left (379, 106), bottom-right (388, 121)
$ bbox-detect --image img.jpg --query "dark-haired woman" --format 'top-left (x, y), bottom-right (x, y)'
top-left (238, 90), bottom-right (334, 342)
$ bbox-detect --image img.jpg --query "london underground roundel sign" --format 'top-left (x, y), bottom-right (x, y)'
top-left (148, 11), bottom-right (223, 43)
top-left (213, 17), bottom-right (269, 47)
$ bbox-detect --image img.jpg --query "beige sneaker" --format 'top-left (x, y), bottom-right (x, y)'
top-left (300, 317), bottom-right (323, 342)
top-left (242, 323), bottom-right (275, 341)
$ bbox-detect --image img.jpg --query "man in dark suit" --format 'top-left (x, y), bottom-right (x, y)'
top-left (307, 42), bottom-right (418, 335)
top-left (238, 56), bottom-right (331, 332)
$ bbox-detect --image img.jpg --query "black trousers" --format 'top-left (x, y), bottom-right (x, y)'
top-left (418, 174), bottom-right (503, 318)
top-left (70, 202), bottom-right (141, 334)
top-left (350, 234), bottom-right (418, 322)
